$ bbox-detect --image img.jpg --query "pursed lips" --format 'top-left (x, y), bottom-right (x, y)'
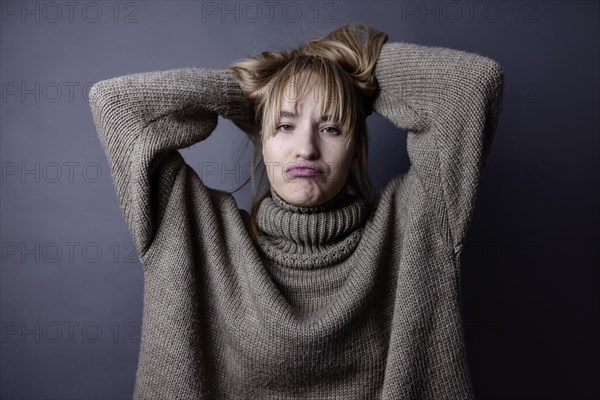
top-left (285, 163), bottom-right (324, 177)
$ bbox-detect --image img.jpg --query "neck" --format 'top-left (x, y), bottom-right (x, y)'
top-left (255, 186), bottom-right (369, 269)
top-left (268, 186), bottom-right (352, 214)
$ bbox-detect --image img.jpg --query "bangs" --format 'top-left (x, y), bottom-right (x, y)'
top-left (259, 55), bottom-right (361, 148)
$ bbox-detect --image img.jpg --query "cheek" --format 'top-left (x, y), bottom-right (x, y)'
top-left (262, 140), bottom-right (276, 162)
top-left (262, 139), bottom-right (286, 178)
top-left (327, 147), bottom-right (354, 175)
top-left (266, 139), bottom-right (292, 162)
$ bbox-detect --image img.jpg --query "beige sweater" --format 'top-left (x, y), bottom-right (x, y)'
top-left (89, 42), bottom-right (504, 399)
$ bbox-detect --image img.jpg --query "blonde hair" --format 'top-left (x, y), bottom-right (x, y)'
top-left (228, 24), bottom-right (388, 241)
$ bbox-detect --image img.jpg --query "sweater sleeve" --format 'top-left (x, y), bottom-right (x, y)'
top-left (373, 42), bottom-right (504, 254)
top-left (88, 68), bottom-right (256, 259)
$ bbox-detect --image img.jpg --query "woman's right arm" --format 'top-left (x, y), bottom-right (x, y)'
top-left (89, 68), bottom-right (256, 259)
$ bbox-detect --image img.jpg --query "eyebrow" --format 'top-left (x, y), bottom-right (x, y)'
top-left (279, 110), bottom-right (333, 121)
top-left (279, 111), bottom-right (296, 118)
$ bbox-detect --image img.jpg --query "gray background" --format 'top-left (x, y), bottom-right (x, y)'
top-left (1, 1), bottom-right (598, 399)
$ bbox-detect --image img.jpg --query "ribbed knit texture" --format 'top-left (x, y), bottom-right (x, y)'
top-left (89, 42), bottom-right (504, 400)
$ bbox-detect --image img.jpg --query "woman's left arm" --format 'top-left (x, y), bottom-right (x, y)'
top-left (373, 42), bottom-right (505, 254)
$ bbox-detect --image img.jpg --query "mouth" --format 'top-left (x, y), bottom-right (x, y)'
top-left (285, 163), bottom-right (323, 177)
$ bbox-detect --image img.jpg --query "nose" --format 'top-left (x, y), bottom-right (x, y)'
top-left (295, 126), bottom-right (320, 160)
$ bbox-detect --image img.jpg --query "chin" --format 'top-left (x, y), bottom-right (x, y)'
top-left (288, 196), bottom-right (318, 207)
top-left (284, 189), bottom-right (327, 207)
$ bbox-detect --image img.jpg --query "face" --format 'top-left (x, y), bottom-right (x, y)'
top-left (262, 73), bottom-right (358, 207)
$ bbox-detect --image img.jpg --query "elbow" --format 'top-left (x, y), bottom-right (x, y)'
top-left (88, 77), bottom-right (136, 147)
top-left (479, 57), bottom-right (505, 98)
top-left (88, 78), bottom-right (115, 121)
top-left (484, 58), bottom-right (505, 113)
top-left (88, 77), bottom-right (121, 110)
top-left (468, 56), bottom-right (505, 119)
top-left (88, 76), bottom-right (144, 139)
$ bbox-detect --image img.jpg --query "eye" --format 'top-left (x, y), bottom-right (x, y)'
top-left (276, 123), bottom-right (293, 132)
top-left (321, 126), bottom-right (341, 135)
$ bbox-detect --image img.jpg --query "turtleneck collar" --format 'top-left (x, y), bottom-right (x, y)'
top-left (255, 186), bottom-right (369, 269)
top-left (268, 186), bottom-right (351, 214)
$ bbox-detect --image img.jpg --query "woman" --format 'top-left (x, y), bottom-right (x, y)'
top-left (89, 24), bottom-right (504, 400)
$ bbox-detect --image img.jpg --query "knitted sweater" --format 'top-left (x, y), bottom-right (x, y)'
top-left (89, 42), bottom-right (504, 400)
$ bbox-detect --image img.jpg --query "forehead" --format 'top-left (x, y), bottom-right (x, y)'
top-left (278, 71), bottom-right (331, 111)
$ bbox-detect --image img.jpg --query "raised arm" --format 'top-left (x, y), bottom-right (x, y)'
top-left (373, 42), bottom-right (504, 254)
top-left (89, 68), bottom-right (256, 259)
